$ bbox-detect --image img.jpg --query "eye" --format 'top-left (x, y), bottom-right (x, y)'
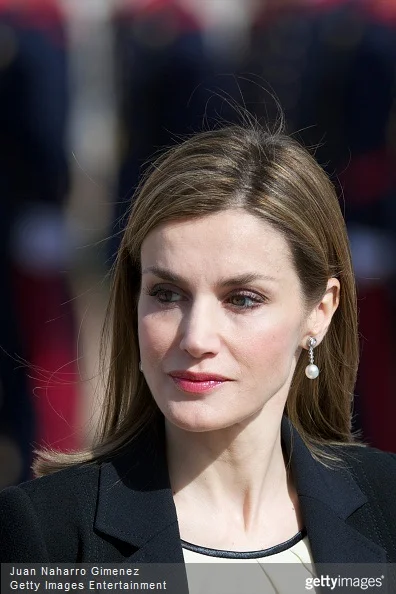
top-left (147, 286), bottom-right (183, 303)
top-left (227, 292), bottom-right (264, 309)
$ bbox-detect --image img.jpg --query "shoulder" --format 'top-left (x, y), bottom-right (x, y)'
top-left (0, 463), bottom-right (100, 562)
top-left (1, 461), bottom-right (100, 514)
top-left (333, 445), bottom-right (396, 560)
top-left (337, 443), bottom-right (396, 503)
top-left (339, 443), bottom-right (396, 474)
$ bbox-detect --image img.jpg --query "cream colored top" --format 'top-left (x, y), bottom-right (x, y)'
top-left (182, 532), bottom-right (317, 594)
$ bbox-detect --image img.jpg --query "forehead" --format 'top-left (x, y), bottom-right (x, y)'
top-left (141, 210), bottom-right (296, 283)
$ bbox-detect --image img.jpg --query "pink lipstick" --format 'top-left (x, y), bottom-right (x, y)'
top-left (168, 371), bottom-right (230, 394)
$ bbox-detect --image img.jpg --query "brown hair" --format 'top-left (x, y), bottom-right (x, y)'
top-left (34, 122), bottom-right (360, 476)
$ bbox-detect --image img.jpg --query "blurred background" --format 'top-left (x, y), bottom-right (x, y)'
top-left (0, 0), bottom-right (395, 488)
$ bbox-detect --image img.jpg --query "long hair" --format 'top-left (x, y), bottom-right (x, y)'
top-left (34, 122), bottom-right (360, 476)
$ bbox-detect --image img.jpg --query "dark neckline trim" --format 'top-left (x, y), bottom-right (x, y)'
top-left (181, 528), bottom-right (307, 559)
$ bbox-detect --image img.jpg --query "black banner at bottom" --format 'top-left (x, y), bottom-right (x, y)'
top-left (1, 563), bottom-right (394, 594)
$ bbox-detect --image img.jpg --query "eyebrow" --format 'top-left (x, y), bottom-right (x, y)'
top-left (141, 266), bottom-right (278, 287)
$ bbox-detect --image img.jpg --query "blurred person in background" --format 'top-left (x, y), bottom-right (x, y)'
top-left (0, 0), bottom-right (34, 486)
top-left (0, 0), bottom-right (81, 488)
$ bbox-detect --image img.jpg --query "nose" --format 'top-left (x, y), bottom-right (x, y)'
top-left (179, 299), bottom-right (222, 358)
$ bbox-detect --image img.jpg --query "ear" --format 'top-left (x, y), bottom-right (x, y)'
top-left (302, 278), bottom-right (340, 347)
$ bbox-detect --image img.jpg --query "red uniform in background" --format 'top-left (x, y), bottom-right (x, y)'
top-left (0, 0), bottom-right (80, 486)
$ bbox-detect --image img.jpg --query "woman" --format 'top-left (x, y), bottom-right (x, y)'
top-left (1, 123), bottom-right (395, 589)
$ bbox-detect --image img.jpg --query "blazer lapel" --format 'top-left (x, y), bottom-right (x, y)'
top-left (94, 422), bottom-right (190, 593)
top-left (281, 416), bottom-right (387, 564)
top-left (95, 421), bottom-right (184, 563)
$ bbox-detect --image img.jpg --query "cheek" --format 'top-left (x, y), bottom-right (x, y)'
top-left (138, 314), bottom-right (175, 362)
top-left (240, 318), bottom-right (301, 375)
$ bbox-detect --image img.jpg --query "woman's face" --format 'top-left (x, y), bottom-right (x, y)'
top-left (138, 209), bottom-right (311, 432)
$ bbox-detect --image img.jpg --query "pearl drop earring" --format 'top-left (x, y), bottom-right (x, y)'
top-left (305, 337), bottom-right (319, 379)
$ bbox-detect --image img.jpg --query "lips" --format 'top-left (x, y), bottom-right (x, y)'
top-left (168, 370), bottom-right (231, 394)
top-left (168, 370), bottom-right (231, 381)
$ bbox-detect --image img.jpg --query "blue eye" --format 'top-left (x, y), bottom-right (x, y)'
top-left (228, 293), bottom-right (263, 309)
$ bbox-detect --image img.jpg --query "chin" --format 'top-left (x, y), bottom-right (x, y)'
top-left (161, 402), bottom-right (230, 433)
top-left (161, 400), bottom-right (253, 434)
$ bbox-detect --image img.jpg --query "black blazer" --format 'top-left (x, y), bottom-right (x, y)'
top-left (1, 417), bottom-right (396, 570)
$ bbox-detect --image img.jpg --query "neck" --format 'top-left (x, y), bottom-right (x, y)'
top-left (166, 403), bottom-right (299, 540)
